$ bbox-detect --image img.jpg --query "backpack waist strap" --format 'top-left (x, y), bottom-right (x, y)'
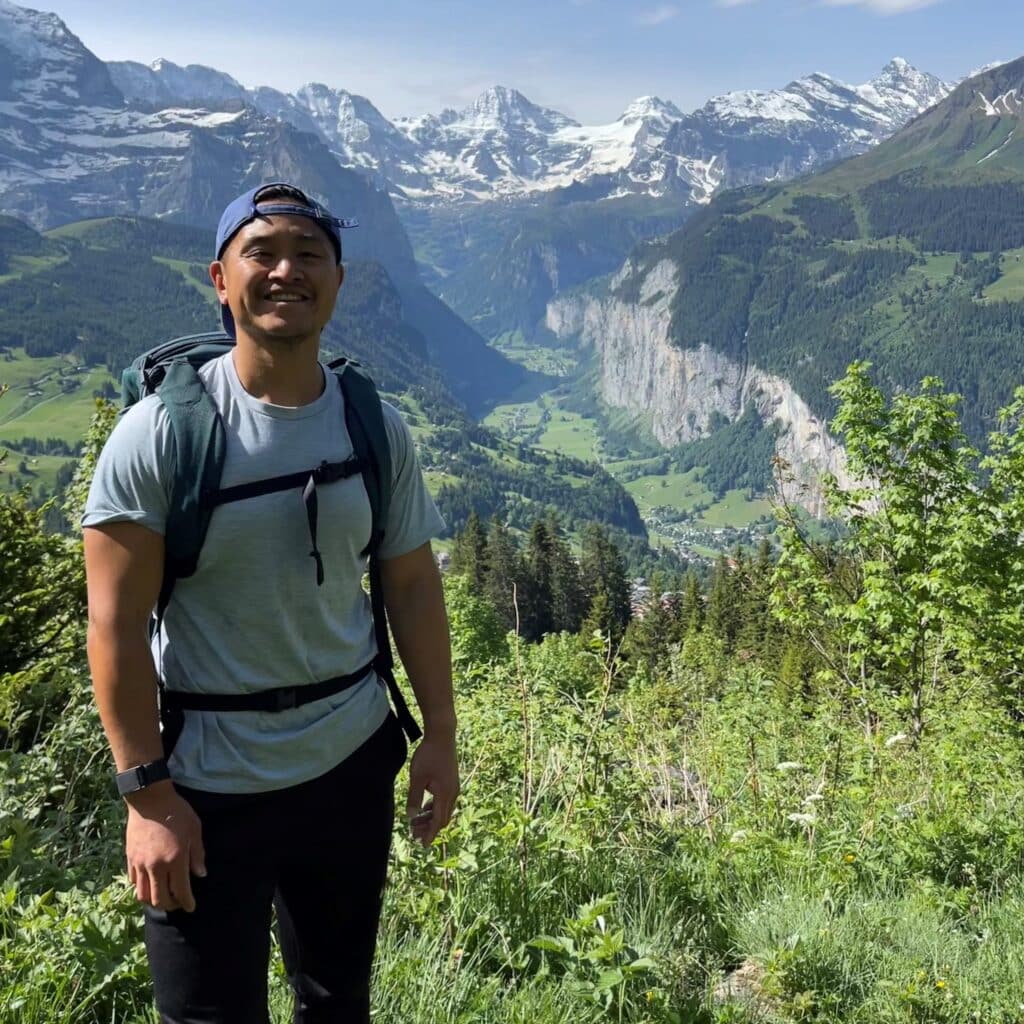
top-left (160, 661), bottom-right (375, 714)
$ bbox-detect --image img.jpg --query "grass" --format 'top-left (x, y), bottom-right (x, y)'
top-left (536, 409), bottom-right (603, 461)
top-left (0, 451), bottom-right (76, 497)
top-left (622, 468), bottom-right (711, 514)
top-left (482, 400), bottom-right (546, 440)
top-left (983, 248), bottom-right (1024, 302)
top-left (153, 257), bottom-right (214, 297)
top-left (700, 490), bottom-right (773, 528)
top-left (0, 366), bottom-right (113, 445)
top-left (912, 252), bottom-right (959, 286)
top-left (0, 253), bottom-right (67, 284)
top-left (490, 332), bottom-right (580, 377)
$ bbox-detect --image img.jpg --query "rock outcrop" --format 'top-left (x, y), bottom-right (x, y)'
top-left (546, 259), bottom-right (849, 513)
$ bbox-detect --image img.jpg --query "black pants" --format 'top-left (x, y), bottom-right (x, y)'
top-left (144, 714), bottom-right (407, 1024)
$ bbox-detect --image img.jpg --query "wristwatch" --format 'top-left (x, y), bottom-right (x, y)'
top-left (115, 759), bottom-right (171, 797)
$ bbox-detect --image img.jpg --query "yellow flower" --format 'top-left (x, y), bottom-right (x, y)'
top-left (844, 853), bottom-right (857, 864)
top-left (935, 979), bottom-right (947, 989)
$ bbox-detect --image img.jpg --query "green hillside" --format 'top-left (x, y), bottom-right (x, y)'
top-left (619, 57), bottom-right (1024, 440)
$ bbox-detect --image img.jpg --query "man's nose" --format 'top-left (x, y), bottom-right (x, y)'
top-left (269, 255), bottom-right (300, 279)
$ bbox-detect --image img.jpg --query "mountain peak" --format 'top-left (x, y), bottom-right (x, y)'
top-left (459, 86), bottom-right (579, 131)
top-left (0, 0), bottom-right (123, 107)
top-left (619, 95), bottom-right (684, 122)
top-left (882, 56), bottom-right (914, 74)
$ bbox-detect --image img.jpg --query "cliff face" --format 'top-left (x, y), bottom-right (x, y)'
top-left (546, 259), bottom-right (849, 513)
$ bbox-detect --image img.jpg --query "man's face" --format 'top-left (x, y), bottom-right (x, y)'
top-left (210, 213), bottom-right (344, 345)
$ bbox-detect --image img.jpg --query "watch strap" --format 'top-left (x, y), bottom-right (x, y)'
top-left (115, 759), bottom-right (171, 797)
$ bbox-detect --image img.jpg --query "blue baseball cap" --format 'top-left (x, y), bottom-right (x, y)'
top-left (214, 182), bottom-right (358, 337)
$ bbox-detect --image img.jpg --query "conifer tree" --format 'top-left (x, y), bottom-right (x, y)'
top-left (524, 518), bottom-right (555, 640)
top-left (622, 571), bottom-right (677, 672)
top-left (546, 513), bottom-right (587, 635)
top-left (580, 523), bottom-right (631, 644)
top-left (484, 518), bottom-right (525, 635)
top-left (678, 570), bottom-right (704, 638)
top-left (705, 552), bottom-right (742, 651)
top-left (450, 509), bottom-right (488, 593)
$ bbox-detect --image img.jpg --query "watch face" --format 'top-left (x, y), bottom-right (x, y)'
top-left (116, 760), bottom-right (169, 796)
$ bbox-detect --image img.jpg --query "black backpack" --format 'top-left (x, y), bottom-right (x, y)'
top-left (120, 331), bottom-right (421, 749)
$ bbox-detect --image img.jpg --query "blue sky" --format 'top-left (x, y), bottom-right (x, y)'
top-left (42, 0), bottom-right (1023, 123)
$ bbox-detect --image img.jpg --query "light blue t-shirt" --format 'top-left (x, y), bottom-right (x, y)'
top-left (83, 353), bottom-right (444, 793)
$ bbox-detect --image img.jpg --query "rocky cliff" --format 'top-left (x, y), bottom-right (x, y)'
top-left (546, 258), bottom-right (849, 513)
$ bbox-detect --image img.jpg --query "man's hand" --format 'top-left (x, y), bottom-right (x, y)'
top-left (125, 783), bottom-right (206, 912)
top-left (405, 732), bottom-right (459, 846)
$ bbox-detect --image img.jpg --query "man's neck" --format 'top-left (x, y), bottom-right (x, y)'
top-left (231, 335), bottom-right (324, 407)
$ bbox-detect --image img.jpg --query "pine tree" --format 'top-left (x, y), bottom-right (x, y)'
top-left (580, 523), bottom-right (631, 644)
top-left (523, 518), bottom-right (555, 640)
top-left (547, 514), bottom-right (587, 635)
top-left (484, 518), bottom-right (525, 635)
top-left (622, 571), bottom-right (676, 672)
top-left (705, 553), bottom-right (741, 651)
top-left (450, 509), bottom-right (488, 593)
top-left (678, 570), bottom-right (704, 638)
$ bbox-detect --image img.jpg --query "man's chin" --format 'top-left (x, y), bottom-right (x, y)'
top-left (239, 318), bottom-right (320, 347)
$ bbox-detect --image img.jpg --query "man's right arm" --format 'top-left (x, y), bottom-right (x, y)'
top-left (84, 522), bottom-right (205, 912)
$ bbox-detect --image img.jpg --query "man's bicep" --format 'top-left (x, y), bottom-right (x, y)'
top-left (379, 541), bottom-right (437, 593)
top-left (83, 522), bottom-right (165, 631)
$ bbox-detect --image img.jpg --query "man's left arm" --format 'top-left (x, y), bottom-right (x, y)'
top-left (379, 542), bottom-right (458, 846)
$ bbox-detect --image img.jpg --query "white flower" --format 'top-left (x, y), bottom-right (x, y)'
top-left (776, 761), bottom-right (805, 772)
top-left (803, 793), bottom-right (824, 804)
top-left (885, 733), bottom-right (910, 748)
top-left (787, 812), bottom-right (816, 826)
top-left (729, 830), bottom-right (749, 843)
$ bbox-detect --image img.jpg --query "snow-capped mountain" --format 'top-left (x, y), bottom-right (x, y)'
top-left (106, 57), bottom-right (247, 109)
top-left (0, 0), bottom-right (121, 109)
top-left (0, 2), bottom-right (415, 279)
top-left (105, 54), bottom-right (953, 208)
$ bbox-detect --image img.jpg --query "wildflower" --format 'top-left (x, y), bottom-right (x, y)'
top-left (787, 812), bottom-right (816, 826)
top-left (776, 761), bottom-right (805, 772)
top-left (935, 979), bottom-right (947, 990)
top-left (730, 830), bottom-right (749, 844)
top-left (844, 853), bottom-right (856, 864)
top-left (804, 793), bottom-right (824, 804)
top-left (885, 732), bottom-right (910, 748)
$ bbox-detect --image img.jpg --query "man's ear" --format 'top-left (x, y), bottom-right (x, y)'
top-left (209, 260), bottom-right (228, 305)
top-left (337, 264), bottom-right (345, 289)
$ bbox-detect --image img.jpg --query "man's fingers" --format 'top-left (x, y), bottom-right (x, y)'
top-left (405, 776), bottom-right (427, 820)
top-left (148, 867), bottom-right (179, 912)
top-left (135, 868), bottom-right (150, 905)
top-left (169, 857), bottom-right (196, 913)
top-left (189, 834), bottom-right (207, 879)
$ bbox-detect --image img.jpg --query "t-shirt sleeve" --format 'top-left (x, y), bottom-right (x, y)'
top-left (377, 401), bottom-right (446, 559)
top-left (81, 398), bottom-right (173, 535)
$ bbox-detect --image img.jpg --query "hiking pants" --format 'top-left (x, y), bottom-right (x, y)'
top-left (143, 713), bottom-right (407, 1024)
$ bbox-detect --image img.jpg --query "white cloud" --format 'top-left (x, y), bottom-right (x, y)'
top-left (635, 5), bottom-right (680, 25)
top-left (821, 0), bottom-right (943, 13)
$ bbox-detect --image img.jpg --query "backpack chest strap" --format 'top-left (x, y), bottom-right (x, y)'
top-left (211, 456), bottom-right (365, 587)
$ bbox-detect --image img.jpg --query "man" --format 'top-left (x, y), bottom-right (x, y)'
top-left (82, 182), bottom-right (458, 1023)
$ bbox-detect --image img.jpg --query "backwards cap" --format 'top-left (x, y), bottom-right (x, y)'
top-left (214, 182), bottom-right (358, 338)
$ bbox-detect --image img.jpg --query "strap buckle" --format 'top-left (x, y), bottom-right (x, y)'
top-left (274, 688), bottom-right (298, 711)
top-left (312, 458), bottom-right (362, 485)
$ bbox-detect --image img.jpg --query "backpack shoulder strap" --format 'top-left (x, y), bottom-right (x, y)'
top-left (155, 359), bottom-right (226, 622)
top-left (330, 358), bottom-right (421, 742)
top-left (332, 359), bottom-right (392, 558)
